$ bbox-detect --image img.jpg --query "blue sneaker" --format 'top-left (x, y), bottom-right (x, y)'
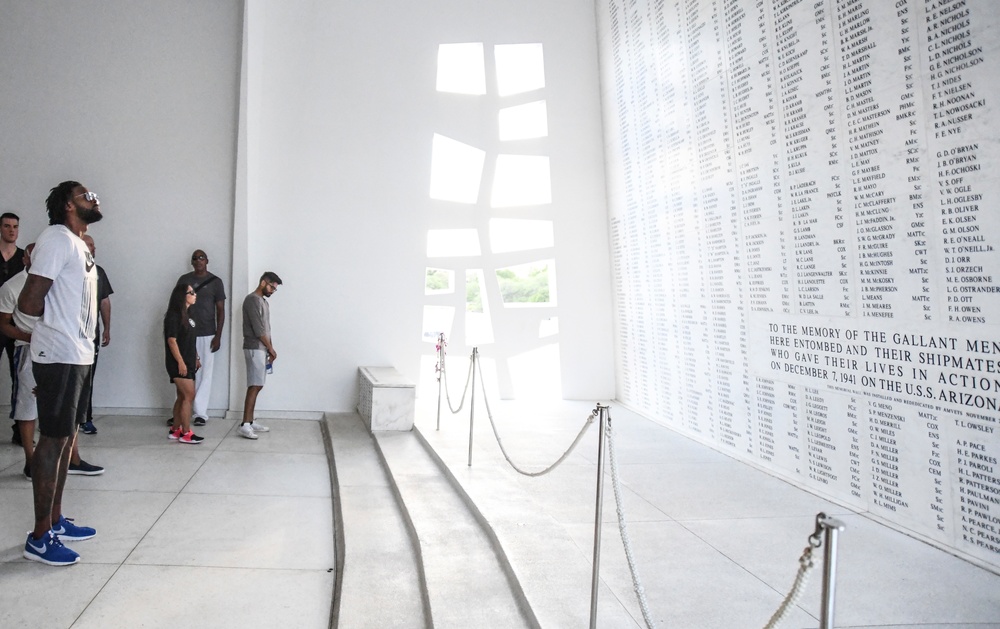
top-left (81, 421), bottom-right (97, 434)
top-left (23, 530), bottom-right (80, 566)
top-left (51, 515), bottom-right (96, 541)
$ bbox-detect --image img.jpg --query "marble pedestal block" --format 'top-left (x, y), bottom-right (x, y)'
top-left (357, 366), bottom-right (415, 431)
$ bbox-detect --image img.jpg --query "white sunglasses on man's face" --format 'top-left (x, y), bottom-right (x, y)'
top-left (74, 191), bottom-right (99, 204)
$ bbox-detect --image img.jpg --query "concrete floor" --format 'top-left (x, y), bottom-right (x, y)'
top-left (414, 399), bottom-right (1000, 629)
top-left (0, 416), bottom-right (333, 629)
top-left (2, 402), bottom-right (999, 628)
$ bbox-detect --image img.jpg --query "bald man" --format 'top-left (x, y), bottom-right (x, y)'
top-left (174, 249), bottom-right (226, 426)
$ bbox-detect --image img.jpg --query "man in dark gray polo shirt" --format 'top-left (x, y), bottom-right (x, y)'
top-left (175, 249), bottom-right (226, 426)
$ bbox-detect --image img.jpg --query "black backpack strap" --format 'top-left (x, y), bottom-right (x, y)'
top-left (194, 275), bottom-right (219, 293)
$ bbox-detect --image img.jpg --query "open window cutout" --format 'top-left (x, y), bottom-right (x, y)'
top-left (436, 43), bottom-right (486, 95)
top-left (491, 155), bottom-right (551, 207)
top-left (425, 267), bottom-right (455, 295)
top-left (539, 317), bottom-right (558, 338)
top-left (430, 134), bottom-right (486, 204)
top-left (427, 229), bottom-right (481, 257)
top-left (422, 305), bottom-right (455, 343)
top-left (465, 269), bottom-right (494, 345)
top-left (495, 43), bottom-right (545, 96)
top-left (495, 260), bottom-right (556, 307)
top-left (489, 218), bottom-right (554, 253)
top-left (499, 100), bottom-right (548, 141)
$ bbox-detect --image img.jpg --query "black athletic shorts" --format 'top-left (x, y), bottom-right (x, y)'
top-left (33, 362), bottom-right (92, 439)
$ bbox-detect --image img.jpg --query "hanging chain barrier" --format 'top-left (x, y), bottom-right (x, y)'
top-left (593, 404), bottom-right (847, 629)
top-left (764, 512), bottom-right (845, 629)
top-left (604, 407), bottom-right (657, 628)
top-left (435, 336), bottom-right (597, 473)
top-left (474, 350), bottom-right (597, 476)
top-left (762, 519), bottom-right (820, 629)
top-left (435, 333), bottom-right (475, 429)
top-left (433, 339), bottom-right (847, 627)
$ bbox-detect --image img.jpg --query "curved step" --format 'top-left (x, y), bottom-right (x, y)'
top-left (324, 413), bottom-right (429, 628)
top-left (412, 407), bottom-right (643, 628)
top-left (373, 429), bottom-right (538, 629)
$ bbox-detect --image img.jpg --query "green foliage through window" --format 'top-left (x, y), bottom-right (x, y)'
top-left (496, 263), bottom-right (550, 304)
top-left (466, 272), bottom-right (483, 312)
top-left (426, 268), bottom-right (452, 292)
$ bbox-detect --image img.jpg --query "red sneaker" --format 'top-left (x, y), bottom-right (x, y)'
top-left (179, 431), bottom-right (204, 444)
top-left (168, 426), bottom-right (183, 440)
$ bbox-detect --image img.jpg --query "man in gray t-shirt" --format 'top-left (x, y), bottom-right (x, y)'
top-left (176, 250), bottom-right (226, 426)
top-left (238, 271), bottom-right (282, 440)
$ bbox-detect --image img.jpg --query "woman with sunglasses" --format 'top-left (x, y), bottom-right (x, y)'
top-left (164, 283), bottom-right (202, 443)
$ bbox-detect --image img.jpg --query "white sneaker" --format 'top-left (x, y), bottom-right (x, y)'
top-left (238, 423), bottom-right (258, 440)
top-left (249, 421), bottom-right (269, 433)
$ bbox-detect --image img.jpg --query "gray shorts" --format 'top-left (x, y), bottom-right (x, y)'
top-left (12, 345), bottom-right (36, 421)
top-left (34, 362), bottom-right (91, 438)
top-left (244, 349), bottom-right (267, 387)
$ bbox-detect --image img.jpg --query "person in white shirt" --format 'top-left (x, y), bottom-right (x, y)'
top-left (0, 244), bottom-right (36, 476)
top-left (0, 241), bottom-right (105, 481)
top-left (19, 181), bottom-right (104, 567)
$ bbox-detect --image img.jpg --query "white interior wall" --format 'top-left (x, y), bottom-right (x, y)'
top-left (238, 0), bottom-right (614, 412)
top-left (0, 0), bottom-right (243, 414)
top-left (0, 0), bottom-right (613, 415)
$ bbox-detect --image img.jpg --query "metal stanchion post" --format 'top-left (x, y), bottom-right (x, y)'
top-left (818, 513), bottom-right (846, 629)
top-left (589, 403), bottom-right (609, 629)
top-left (436, 334), bottom-right (444, 431)
top-left (467, 347), bottom-right (478, 467)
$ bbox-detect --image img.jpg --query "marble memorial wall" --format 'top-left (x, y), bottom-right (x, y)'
top-left (597, 0), bottom-right (1000, 570)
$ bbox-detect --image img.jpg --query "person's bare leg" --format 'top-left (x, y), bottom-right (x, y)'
top-left (243, 385), bottom-right (262, 424)
top-left (176, 379), bottom-right (195, 433)
top-left (30, 432), bottom-right (71, 539)
top-left (49, 431), bottom-right (76, 526)
top-left (18, 420), bottom-right (35, 469)
top-left (70, 438), bottom-right (83, 466)
top-left (172, 392), bottom-right (183, 431)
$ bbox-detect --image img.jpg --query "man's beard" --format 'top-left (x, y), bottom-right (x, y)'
top-left (75, 202), bottom-right (103, 224)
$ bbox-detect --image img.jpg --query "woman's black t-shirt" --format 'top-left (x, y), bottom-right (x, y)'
top-left (164, 310), bottom-right (197, 381)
